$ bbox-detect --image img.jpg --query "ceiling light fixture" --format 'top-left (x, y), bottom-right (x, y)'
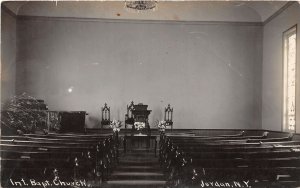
top-left (125, 1), bottom-right (158, 13)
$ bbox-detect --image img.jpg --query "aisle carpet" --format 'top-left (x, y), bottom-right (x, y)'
top-left (104, 149), bottom-right (166, 188)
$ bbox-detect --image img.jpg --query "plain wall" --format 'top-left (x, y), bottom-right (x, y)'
top-left (16, 18), bottom-right (263, 129)
top-left (262, 2), bottom-right (300, 133)
top-left (1, 9), bottom-right (17, 107)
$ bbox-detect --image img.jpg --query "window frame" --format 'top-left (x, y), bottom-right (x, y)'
top-left (282, 24), bottom-right (297, 133)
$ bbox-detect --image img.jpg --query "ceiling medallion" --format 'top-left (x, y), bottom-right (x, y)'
top-left (125, 1), bottom-right (158, 13)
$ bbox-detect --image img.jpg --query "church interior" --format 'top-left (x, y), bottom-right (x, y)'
top-left (1, 1), bottom-right (300, 187)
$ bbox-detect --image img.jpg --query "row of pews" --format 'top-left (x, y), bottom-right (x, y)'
top-left (1, 132), bottom-right (119, 187)
top-left (159, 131), bottom-right (300, 187)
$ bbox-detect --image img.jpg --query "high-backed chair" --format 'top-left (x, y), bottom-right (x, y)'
top-left (125, 101), bottom-right (135, 129)
top-left (164, 104), bottom-right (173, 131)
top-left (101, 103), bottom-right (110, 129)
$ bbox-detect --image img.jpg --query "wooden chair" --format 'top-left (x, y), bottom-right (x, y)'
top-left (164, 104), bottom-right (173, 130)
top-left (125, 101), bottom-right (135, 129)
top-left (101, 103), bottom-right (110, 129)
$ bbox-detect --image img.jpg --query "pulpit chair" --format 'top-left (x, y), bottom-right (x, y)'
top-left (125, 101), bottom-right (135, 129)
top-left (101, 103), bottom-right (110, 129)
top-left (164, 104), bottom-right (174, 131)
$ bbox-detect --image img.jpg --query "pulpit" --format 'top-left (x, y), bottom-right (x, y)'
top-left (132, 103), bottom-right (151, 133)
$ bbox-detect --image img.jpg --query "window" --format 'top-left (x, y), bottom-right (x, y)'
top-left (283, 25), bottom-right (297, 132)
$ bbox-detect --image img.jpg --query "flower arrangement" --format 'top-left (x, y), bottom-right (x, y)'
top-left (110, 120), bottom-right (122, 132)
top-left (134, 121), bottom-right (145, 131)
top-left (157, 120), bottom-right (166, 132)
top-left (1, 93), bottom-right (48, 134)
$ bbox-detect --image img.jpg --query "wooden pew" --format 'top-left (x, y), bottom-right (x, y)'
top-left (159, 133), bottom-right (300, 187)
top-left (0, 133), bottom-right (117, 187)
top-left (1, 135), bottom-right (110, 141)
